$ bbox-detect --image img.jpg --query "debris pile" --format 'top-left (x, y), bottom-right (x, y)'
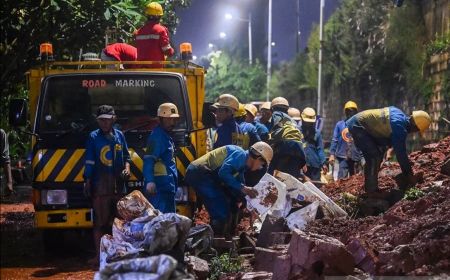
top-left (305, 136), bottom-right (450, 276)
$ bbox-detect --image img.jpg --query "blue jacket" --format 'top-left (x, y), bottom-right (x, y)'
top-left (213, 118), bottom-right (241, 149)
top-left (84, 128), bottom-right (131, 188)
top-left (253, 121), bottom-right (269, 141)
top-left (191, 145), bottom-right (248, 192)
top-left (348, 106), bottom-right (412, 174)
top-left (330, 120), bottom-right (362, 161)
top-left (143, 125), bottom-right (178, 193)
top-left (237, 120), bottom-right (261, 148)
top-left (301, 128), bottom-right (326, 168)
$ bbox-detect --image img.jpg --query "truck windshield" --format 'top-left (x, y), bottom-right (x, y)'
top-left (37, 74), bottom-right (189, 133)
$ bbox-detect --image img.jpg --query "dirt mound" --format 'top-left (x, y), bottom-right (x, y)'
top-left (306, 136), bottom-right (450, 276)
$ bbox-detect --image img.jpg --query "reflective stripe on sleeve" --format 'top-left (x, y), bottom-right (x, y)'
top-left (162, 44), bottom-right (172, 51)
top-left (136, 34), bottom-right (160, 40)
top-left (85, 160), bottom-right (95, 165)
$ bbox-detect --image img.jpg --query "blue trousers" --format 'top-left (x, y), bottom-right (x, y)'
top-left (305, 166), bottom-right (321, 181)
top-left (337, 157), bottom-right (356, 179)
top-left (347, 118), bottom-right (385, 192)
top-left (147, 192), bottom-right (176, 213)
top-left (185, 165), bottom-right (237, 223)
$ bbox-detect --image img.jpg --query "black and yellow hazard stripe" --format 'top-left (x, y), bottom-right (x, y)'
top-left (33, 149), bottom-right (86, 182)
top-left (31, 145), bottom-right (197, 183)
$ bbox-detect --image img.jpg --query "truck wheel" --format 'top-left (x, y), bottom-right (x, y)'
top-left (42, 229), bottom-right (65, 252)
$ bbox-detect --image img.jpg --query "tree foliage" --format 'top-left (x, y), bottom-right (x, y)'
top-left (204, 50), bottom-right (267, 103)
top-left (0, 0), bottom-right (190, 159)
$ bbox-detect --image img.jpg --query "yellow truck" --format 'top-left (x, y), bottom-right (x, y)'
top-left (8, 43), bottom-right (214, 246)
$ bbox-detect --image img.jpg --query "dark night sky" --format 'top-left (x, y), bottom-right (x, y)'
top-left (173, 0), bottom-right (340, 63)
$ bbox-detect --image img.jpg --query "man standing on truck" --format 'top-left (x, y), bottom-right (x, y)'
top-left (143, 103), bottom-right (179, 213)
top-left (134, 2), bottom-right (175, 66)
top-left (83, 105), bottom-right (131, 266)
top-left (185, 142), bottom-right (272, 237)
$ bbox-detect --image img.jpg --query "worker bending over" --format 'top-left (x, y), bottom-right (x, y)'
top-left (101, 43), bottom-right (137, 69)
top-left (346, 107), bottom-right (431, 196)
top-left (185, 142), bottom-right (273, 236)
top-left (300, 107), bottom-right (326, 180)
top-left (268, 97), bottom-right (306, 178)
top-left (143, 103), bottom-right (179, 213)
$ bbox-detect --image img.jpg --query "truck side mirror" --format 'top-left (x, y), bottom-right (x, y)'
top-left (202, 102), bottom-right (216, 129)
top-left (9, 99), bottom-right (28, 127)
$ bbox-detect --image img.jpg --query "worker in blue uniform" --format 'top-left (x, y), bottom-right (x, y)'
top-left (185, 142), bottom-right (273, 236)
top-left (329, 101), bottom-right (363, 179)
top-left (244, 103), bottom-right (269, 141)
top-left (234, 104), bottom-right (261, 149)
top-left (300, 107), bottom-right (326, 181)
top-left (258, 101), bottom-right (273, 131)
top-left (346, 107), bottom-right (431, 195)
top-left (268, 97), bottom-right (306, 178)
top-left (212, 94), bottom-right (242, 149)
top-left (143, 103), bottom-right (179, 213)
top-left (84, 105), bottom-right (131, 266)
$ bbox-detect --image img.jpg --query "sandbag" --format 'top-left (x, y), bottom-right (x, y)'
top-left (142, 213), bottom-right (192, 255)
top-left (116, 190), bottom-right (159, 221)
top-left (95, 255), bottom-right (177, 280)
top-left (99, 234), bottom-right (143, 270)
top-left (286, 201), bottom-right (320, 231)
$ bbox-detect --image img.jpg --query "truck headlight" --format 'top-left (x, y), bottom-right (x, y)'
top-left (41, 190), bottom-right (67, 205)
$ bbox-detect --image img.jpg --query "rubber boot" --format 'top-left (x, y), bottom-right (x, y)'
top-left (210, 219), bottom-right (226, 237)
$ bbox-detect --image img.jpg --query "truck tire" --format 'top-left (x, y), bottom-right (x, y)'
top-left (42, 229), bottom-right (65, 252)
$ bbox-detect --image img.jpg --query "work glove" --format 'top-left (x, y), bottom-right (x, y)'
top-left (120, 168), bottom-right (130, 180)
top-left (146, 182), bottom-right (157, 195)
top-left (328, 155), bottom-right (335, 165)
top-left (83, 181), bottom-right (91, 198)
top-left (242, 186), bottom-right (258, 199)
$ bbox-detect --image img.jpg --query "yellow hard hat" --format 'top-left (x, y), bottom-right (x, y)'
top-left (157, 103), bottom-right (179, 118)
top-left (344, 101), bottom-right (358, 111)
top-left (145, 2), bottom-right (164, 16)
top-left (412, 110), bottom-right (431, 136)
top-left (301, 107), bottom-right (317, 123)
top-left (244, 104), bottom-right (258, 117)
top-left (271, 97), bottom-right (289, 109)
top-left (234, 104), bottom-right (247, 118)
top-left (288, 107), bottom-right (301, 121)
top-left (250, 141), bottom-right (273, 164)
top-left (216, 93), bottom-right (239, 111)
top-left (261, 101), bottom-right (271, 110)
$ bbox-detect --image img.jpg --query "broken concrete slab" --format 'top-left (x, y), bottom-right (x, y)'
top-left (240, 271), bottom-right (273, 280)
top-left (272, 254), bottom-right (292, 280)
top-left (186, 256), bottom-right (209, 280)
top-left (288, 229), bottom-right (355, 276)
top-left (255, 214), bottom-right (289, 248)
top-left (254, 247), bottom-right (287, 272)
top-left (345, 238), bottom-right (378, 274)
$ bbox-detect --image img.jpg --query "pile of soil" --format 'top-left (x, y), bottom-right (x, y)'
top-left (306, 136), bottom-right (450, 276)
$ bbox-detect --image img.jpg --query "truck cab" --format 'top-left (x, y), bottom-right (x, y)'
top-left (9, 56), bottom-right (212, 233)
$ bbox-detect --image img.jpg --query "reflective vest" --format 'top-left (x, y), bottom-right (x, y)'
top-left (134, 21), bottom-right (174, 62)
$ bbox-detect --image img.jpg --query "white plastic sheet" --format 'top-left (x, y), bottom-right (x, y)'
top-left (246, 173), bottom-right (287, 218)
top-left (286, 201), bottom-right (320, 231)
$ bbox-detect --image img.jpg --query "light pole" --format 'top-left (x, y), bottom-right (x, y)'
top-left (296, 0), bottom-right (300, 53)
top-left (224, 13), bottom-right (253, 65)
top-left (317, 0), bottom-right (324, 115)
top-left (266, 0), bottom-right (272, 101)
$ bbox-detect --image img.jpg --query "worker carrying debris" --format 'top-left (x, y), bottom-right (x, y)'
top-left (184, 142), bottom-right (273, 236)
top-left (268, 97), bottom-right (306, 179)
top-left (346, 106), bottom-right (431, 196)
top-left (143, 103), bottom-right (179, 213)
top-left (134, 2), bottom-right (174, 65)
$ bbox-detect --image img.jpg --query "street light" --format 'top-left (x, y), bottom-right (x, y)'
top-left (193, 55), bottom-right (197, 61)
top-left (219, 32), bottom-right (227, 39)
top-left (224, 12), bottom-right (253, 65)
top-left (208, 43), bottom-right (214, 49)
top-left (271, 42), bottom-right (276, 47)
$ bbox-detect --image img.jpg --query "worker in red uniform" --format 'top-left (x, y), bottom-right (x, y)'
top-left (101, 43), bottom-right (137, 69)
top-left (134, 2), bottom-right (175, 67)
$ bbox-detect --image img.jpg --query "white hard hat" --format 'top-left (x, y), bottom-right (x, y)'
top-left (261, 101), bottom-right (271, 110)
top-left (215, 93), bottom-right (239, 111)
top-left (271, 97), bottom-right (289, 109)
top-left (250, 141), bottom-right (273, 164)
top-left (288, 107), bottom-right (301, 121)
top-left (157, 103), bottom-right (180, 118)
